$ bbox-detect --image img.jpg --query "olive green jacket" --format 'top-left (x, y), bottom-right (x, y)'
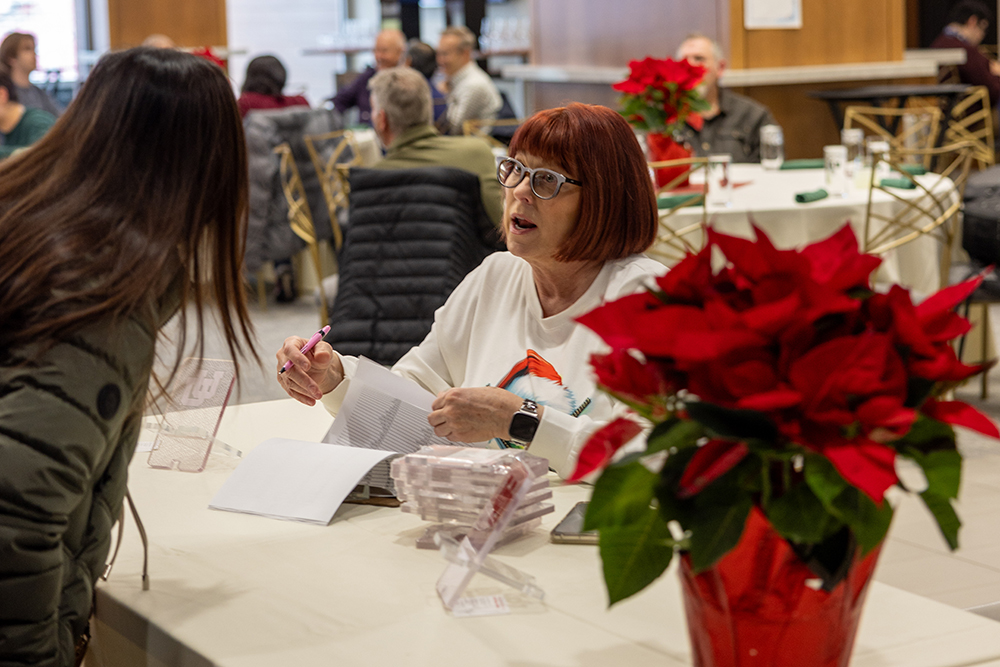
top-left (0, 303), bottom-right (168, 666)
top-left (375, 124), bottom-right (503, 229)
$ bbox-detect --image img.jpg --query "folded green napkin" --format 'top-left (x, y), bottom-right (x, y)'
top-left (657, 194), bottom-right (701, 209)
top-left (880, 177), bottom-right (917, 189)
top-left (794, 188), bottom-right (828, 203)
top-left (899, 164), bottom-right (927, 176)
top-left (780, 159), bottom-right (826, 170)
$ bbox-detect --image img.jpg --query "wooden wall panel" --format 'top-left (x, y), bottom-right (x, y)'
top-left (731, 0), bottom-right (905, 68)
top-left (108, 0), bottom-right (227, 49)
top-left (531, 0), bottom-right (727, 67)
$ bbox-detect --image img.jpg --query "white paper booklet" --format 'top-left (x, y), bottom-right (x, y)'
top-left (208, 438), bottom-right (394, 524)
top-left (323, 358), bottom-right (467, 491)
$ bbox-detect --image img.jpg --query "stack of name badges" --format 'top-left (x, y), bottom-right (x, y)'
top-left (390, 445), bottom-right (554, 548)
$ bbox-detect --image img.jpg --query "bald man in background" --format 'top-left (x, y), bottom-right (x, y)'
top-left (330, 28), bottom-right (405, 125)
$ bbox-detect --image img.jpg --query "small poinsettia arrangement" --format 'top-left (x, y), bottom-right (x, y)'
top-left (571, 224), bottom-right (998, 605)
top-left (612, 56), bottom-right (710, 137)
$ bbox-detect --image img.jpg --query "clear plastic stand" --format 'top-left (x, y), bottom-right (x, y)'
top-left (435, 456), bottom-right (545, 611)
top-left (147, 358), bottom-right (236, 472)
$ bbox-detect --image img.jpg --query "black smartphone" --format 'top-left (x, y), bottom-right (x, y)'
top-left (550, 501), bottom-right (598, 545)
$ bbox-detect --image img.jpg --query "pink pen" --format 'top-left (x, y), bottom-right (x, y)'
top-left (279, 325), bottom-right (331, 375)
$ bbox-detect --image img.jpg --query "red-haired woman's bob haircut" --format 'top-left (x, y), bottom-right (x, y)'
top-left (507, 103), bottom-right (657, 263)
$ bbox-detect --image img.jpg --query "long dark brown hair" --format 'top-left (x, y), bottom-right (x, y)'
top-left (0, 47), bottom-right (257, 384)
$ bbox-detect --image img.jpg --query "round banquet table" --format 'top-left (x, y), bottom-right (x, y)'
top-left (655, 164), bottom-right (960, 297)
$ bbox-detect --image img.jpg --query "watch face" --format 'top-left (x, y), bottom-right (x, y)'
top-left (509, 411), bottom-right (539, 442)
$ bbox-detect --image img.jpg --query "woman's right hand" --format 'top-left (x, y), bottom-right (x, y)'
top-left (275, 336), bottom-right (344, 406)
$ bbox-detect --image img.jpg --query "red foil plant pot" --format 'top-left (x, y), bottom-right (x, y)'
top-left (569, 224), bottom-right (999, 664)
top-left (647, 131), bottom-right (694, 189)
top-left (680, 509), bottom-right (881, 667)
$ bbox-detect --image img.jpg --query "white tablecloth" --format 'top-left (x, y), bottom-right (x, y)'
top-left (656, 164), bottom-right (958, 297)
top-left (85, 400), bottom-right (1000, 667)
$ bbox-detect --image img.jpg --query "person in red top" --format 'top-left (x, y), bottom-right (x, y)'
top-left (931, 0), bottom-right (1000, 107)
top-left (237, 55), bottom-right (309, 118)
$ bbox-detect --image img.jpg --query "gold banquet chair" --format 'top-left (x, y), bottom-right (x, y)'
top-left (843, 105), bottom-right (943, 169)
top-left (862, 142), bottom-right (976, 291)
top-left (274, 142), bottom-right (334, 326)
top-left (462, 118), bottom-right (523, 149)
top-left (304, 129), bottom-right (363, 250)
top-left (944, 85), bottom-right (996, 169)
top-left (647, 157), bottom-right (710, 266)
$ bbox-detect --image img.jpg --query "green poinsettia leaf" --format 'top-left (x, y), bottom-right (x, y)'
top-left (764, 481), bottom-right (832, 545)
top-left (909, 449), bottom-right (962, 499)
top-left (830, 486), bottom-right (894, 554)
top-left (686, 489), bottom-right (752, 572)
top-left (598, 509), bottom-right (675, 606)
top-left (684, 401), bottom-right (779, 442)
top-left (584, 460), bottom-right (660, 532)
top-left (920, 491), bottom-right (961, 550)
top-left (804, 453), bottom-right (849, 506)
top-left (645, 419), bottom-right (703, 455)
top-left (898, 414), bottom-right (956, 452)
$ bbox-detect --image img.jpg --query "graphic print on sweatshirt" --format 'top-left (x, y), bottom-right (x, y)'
top-left (494, 349), bottom-right (590, 449)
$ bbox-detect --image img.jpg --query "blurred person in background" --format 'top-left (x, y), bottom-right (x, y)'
top-left (0, 66), bottom-right (54, 159)
top-left (142, 33), bottom-right (177, 49)
top-left (0, 32), bottom-right (62, 116)
top-left (331, 28), bottom-right (405, 125)
top-left (238, 55), bottom-right (310, 118)
top-left (931, 0), bottom-right (1000, 107)
top-left (436, 25), bottom-right (502, 135)
top-left (0, 46), bottom-right (256, 667)
top-left (674, 33), bottom-right (775, 163)
top-left (368, 66), bottom-right (502, 228)
top-left (405, 39), bottom-right (447, 123)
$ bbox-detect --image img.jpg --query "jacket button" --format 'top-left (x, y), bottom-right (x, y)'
top-left (97, 384), bottom-right (121, 420)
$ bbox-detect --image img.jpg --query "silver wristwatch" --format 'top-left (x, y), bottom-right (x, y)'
top-left (508, 398), bottom-right (539, 446)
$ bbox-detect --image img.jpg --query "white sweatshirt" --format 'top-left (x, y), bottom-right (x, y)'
top-left (321, 251), bottom-right (666, 478)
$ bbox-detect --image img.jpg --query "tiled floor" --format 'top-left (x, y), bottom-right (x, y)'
top-left (876, 374), bottom-right (1000, 618)
top-left (162, 290), bottom-right (1000, 620)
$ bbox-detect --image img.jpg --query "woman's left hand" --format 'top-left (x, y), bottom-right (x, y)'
top-left (428, 387), bottom-right (530, 443)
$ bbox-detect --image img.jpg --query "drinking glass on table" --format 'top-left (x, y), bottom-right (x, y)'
top-left (824, 145), bottom-right (848, 197)
top-left (760, 124), bottom-right (784, 170)
top-left (841, 128), bottom-right (864, 177)
top-left (866, 139), bottom-right (892, 184)
top-left (706, 154), bottom-right (733, 207)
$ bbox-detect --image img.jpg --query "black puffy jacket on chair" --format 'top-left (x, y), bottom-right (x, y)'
top-left (327, 166), bottom-right (500, 366)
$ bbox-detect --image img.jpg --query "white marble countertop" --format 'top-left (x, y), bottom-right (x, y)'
top-left (501, 49), bottom-right (967, 88)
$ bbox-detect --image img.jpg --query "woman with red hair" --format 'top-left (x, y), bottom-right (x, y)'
top-left (276, 103), bottom-right (662, 477)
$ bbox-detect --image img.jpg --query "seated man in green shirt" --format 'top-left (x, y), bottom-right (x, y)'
top-left (0, 67), bottom-right (55, 159)
top-left (367, 66), bottom-right (502, 228)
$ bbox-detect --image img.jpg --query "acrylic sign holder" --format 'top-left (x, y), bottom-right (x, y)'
top-left (433, 455), bottom-right (545, 609)
top-left (147, 358), bottom-right (236, 473)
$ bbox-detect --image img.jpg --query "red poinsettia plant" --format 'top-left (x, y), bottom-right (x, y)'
top-left (613, 56), bottom-right (710, 137)
top-left (571, 224), bottom-right (998, 606)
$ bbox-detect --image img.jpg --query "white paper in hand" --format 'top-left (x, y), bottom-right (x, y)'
top-left (208, 438), bottom-right (394, 524)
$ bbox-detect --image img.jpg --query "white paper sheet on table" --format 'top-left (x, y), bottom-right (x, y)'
top-left (208, 438), bottom-right (394, 524)
top-left (323, 357), bottom-right (459, 490)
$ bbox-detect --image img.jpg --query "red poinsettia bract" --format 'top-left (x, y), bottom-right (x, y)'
top-left (572, 224), bottom-right (997, 503)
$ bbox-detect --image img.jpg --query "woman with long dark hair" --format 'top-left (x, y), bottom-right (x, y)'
top-left (0, 47), bottom-right (257, 666)
top-left (237, 54), bottom-right (309, 118)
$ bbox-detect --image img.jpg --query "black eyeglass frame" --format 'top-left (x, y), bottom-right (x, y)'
top-left (496, 157), bottom-right (583, 200)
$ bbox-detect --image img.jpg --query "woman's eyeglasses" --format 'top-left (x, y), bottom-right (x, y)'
top-left (496, 157), bottom-right (582, 200)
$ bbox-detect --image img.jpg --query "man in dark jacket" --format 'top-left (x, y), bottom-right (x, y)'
top-left (330, 29), bottom-right (405, 126)
top-left (368, 66), bottom-right (502, 228)
top-left (931, 0), bottom-right (1000, 107)
top-left (674, 34), bottom-right (776, 163)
